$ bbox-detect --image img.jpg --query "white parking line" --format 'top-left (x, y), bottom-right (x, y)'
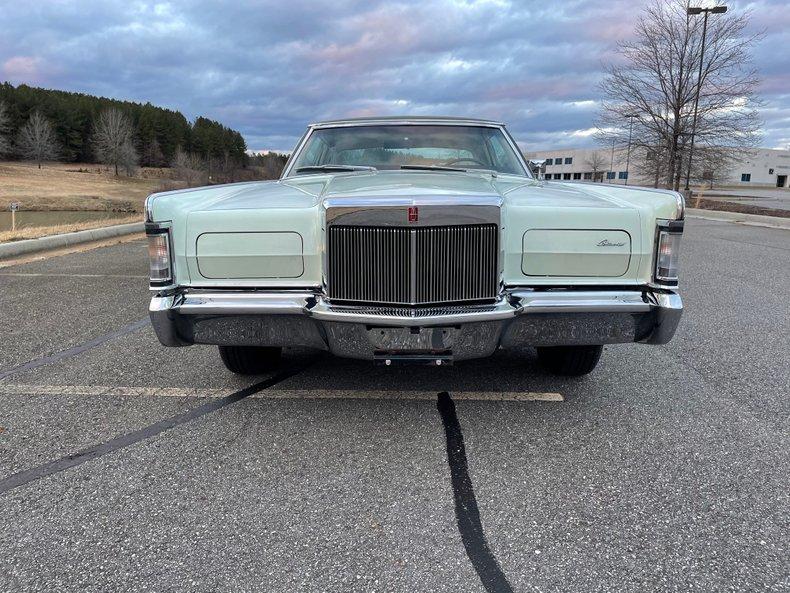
top-left (0, 383), bottom-right (563, 402)
top-left (260, 389), bottom-right (564, 401)
top-left (0, 384), bottom-right (230, 398)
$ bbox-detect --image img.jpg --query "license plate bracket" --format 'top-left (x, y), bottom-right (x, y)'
top-left (367, 326), bottom-right (456, 352)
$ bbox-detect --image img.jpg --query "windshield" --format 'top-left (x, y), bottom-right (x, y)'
top-left (288, 124), bottom-right (527, 176)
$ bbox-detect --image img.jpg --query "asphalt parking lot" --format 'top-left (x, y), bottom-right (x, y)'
top-left (0, 218), bottom-right (788, 593)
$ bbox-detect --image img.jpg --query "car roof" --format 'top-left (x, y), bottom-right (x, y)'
top-left (309, 116), bottom-right (504, 128)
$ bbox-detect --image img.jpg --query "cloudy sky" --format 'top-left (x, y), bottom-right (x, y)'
top-left (1, 0), bottom-right (788, 152)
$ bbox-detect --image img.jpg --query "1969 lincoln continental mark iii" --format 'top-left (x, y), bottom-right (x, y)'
top-left (145, 117), bottom-right (683, 376)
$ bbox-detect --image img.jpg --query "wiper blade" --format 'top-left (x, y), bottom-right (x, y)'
top-left (400, 164), bottom-right (466, 172)
top-left (400, 165), bottom-right (497, 177)
top-left (295, 164), bottom-right (377, 173)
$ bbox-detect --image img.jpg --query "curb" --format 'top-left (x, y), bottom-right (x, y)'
top-left (0, 222), bottom-right (145, 259)
top-left (685, 208), bottom-right (790, 230)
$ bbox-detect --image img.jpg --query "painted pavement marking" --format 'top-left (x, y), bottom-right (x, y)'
top-left (0, 384), bottom-right (564, 402)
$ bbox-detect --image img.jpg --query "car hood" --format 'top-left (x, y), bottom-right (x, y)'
top-left (147, 170), bottom-right (681, 289)
top-left (148, 170), bottom-right (681, 228)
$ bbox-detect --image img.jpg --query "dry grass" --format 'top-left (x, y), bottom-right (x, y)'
top-left (0, 214), bottom-right (142, 243)
top-left (690, 197), bottom-right (790, 218)
top-left (0, 161), bottom-right (163, 213)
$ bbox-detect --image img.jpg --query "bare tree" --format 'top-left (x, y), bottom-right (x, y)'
top-left (0, 101), bottom-right (12, 157)
top-left (118, 140), bottom-right (139, 176)
top-left (584, 151), bottom-right (607, 181)
top-left (636, 146), bottom-right (671, 188)
top-left (16, 110), bottom-right (59, 168)
top-left (142, 137), bottom-right (165, 167)
top-left (694, 145), bottom-right (733, 189)
top-left (172, 146), bottom-right (207, 187)
top-left (92, 108), bottom-right (135, 176)
top-left (596, 0), bottom-right (762, 190)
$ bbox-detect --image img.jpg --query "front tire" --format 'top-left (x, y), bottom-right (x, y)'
top-left (218, 345), bottom-right (282, 375)
top-left (537, 345), bottom-right (603, 376)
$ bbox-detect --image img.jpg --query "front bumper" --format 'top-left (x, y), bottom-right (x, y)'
top-left (149, 288), bottom-right (682, 362)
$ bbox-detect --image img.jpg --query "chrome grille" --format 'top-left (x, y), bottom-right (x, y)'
top-left (328, 224), bottom-right (498, 305)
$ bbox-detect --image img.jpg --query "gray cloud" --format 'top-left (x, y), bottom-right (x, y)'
top-left (1, 0), bottom-right (787, 151)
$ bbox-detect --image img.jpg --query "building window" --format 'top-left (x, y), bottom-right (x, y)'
top-left (741, 173), bottom-right (751, 182)
top-left (565, 157), bottom-right (573, 165)
top-left (554, 173), bottom-right (562, 180)
top-left (573, 172), bottom-right (582, 180)
top-left (545, 158), bottom-right (553, 166)
top-left (618, 171), bottom-right (628, 180)
top-left (583, 172), bottom-right (592, 180)
top-left (563, 173), bottom-right (571, 180)
top-left (606, 171), bottom-right (616, 180)
top-left (555, 158), bottom-right (563, 164)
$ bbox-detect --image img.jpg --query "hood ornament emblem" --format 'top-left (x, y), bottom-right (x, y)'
top-left (408, 206), bottom-right (419, 223)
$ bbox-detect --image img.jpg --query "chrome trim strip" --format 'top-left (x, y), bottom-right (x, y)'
top-left (675, 191), bottom-right (686, 220)
top-left (323, 196), bottom-right (503, 226)
top-left (159, 292), bottom-right (314, 315)
top-left (500, 125), bottom-right (532, 178)
top-left (308, 297), bottom-right (518, 327)
top-left (144, 195), bottom-right (155, 222)
top-left (280, 129), bottom-right (310, 179)
top-left (310, 117), bottom-right (504, 128)
top-left (510, 290), bottom-right (651, 313)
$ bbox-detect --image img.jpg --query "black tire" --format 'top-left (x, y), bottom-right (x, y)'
top-left (218, 345), bottom-right (282, 375)
top-left (537, 345), bottom-right (603, 376)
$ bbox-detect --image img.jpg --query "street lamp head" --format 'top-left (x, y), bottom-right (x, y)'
top-left (687, 5), bottom-right (727, 15)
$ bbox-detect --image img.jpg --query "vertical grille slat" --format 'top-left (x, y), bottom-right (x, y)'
top-left (328, 224), bottom-right (497, 305)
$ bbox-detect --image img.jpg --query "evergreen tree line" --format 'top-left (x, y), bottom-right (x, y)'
top-left (0, 83), bottom-right (247, 170)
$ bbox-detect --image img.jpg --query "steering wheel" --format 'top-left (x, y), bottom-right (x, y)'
top-left (442, 157), bottom-right (488, 167)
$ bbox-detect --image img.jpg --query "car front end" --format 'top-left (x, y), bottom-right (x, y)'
top-left (146, 117), bottom-right (683, 374)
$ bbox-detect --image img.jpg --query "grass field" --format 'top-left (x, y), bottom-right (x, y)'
top-left (0, 161), bottom-right (167, 213)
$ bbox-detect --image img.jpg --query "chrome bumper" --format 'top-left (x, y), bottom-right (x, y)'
top-left (150, 288), bottom-right (682, 359)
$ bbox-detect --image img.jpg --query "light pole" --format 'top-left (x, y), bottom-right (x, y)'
top-left (684, 4), bottom-right (727, 192)
top-left (624, 113), bottom-right (638, 186)
top-left (609, 138), bottom-right (615, 183)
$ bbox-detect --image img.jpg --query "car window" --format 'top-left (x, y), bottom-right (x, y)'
top-left (485, 130), bottom-right (524, 176)
top-left (290, 125), bottom-right (526, 175)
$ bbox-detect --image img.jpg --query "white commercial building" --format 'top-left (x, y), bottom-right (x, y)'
top-left (522, 147), bottom-right (790, 188)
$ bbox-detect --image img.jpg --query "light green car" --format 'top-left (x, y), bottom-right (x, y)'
top-left (145, 117), bottom-right (683, 376)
